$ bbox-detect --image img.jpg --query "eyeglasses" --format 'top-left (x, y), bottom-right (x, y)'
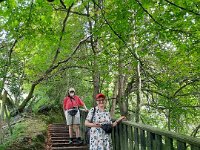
top-left (99, 100), bottom-right (106, 103)
top-left (69, 91), bottom-right (74, 93)
top-left (97, 99), bottom-right (106, 104)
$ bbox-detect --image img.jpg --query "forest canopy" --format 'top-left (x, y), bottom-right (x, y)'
top-left (0, 0), bottom-right (199, 138)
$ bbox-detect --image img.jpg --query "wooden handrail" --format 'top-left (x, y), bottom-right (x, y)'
top-left (80, 110), bottom-right (200, 150)
top-left (123, 121), bottom-right (200, 147)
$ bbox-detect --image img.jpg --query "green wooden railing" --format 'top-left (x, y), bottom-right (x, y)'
top-left (80, 110), bottom-right (200, 150)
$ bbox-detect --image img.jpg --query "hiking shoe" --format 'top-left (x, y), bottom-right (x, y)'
top-left (74, 139), bottom-right (83, 145)
top-left (68, 139), bottom-right (73, 144)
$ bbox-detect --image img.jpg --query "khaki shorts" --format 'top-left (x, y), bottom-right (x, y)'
top-left (64, 109), bottom-right (80, 125)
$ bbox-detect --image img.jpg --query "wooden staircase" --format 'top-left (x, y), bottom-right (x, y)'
top-left (46, 123), bottom-right (88, 150)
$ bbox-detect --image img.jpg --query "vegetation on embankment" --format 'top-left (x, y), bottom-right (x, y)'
top-left (0, 105), bottom-right (64, 150)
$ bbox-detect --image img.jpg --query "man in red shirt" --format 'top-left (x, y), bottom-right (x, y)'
top-left (63, 87), bottom-right (88, 144)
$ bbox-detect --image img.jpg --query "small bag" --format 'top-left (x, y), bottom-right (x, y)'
top-left (85, 107), bottom-right (96, 144)
top-left (68, 109), bottom-right (78, 116)
top-left (68, 97), bottom-right (78, 116)
top-left (101, 124), bottom-right (113, 134)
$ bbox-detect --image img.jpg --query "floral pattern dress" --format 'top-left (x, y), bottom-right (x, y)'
top-left (86, 106), bottom-right (113, 150)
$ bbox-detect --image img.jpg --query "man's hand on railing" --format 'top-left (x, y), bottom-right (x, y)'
top-left (79, 108), bottom-right (89, 112)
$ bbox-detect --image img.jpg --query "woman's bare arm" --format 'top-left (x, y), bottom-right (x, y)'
top-left (85, 120), bottom-right (101, 128)
top-left (112, 116), bottom-right (126, 127)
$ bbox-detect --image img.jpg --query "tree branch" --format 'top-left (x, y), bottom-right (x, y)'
top-left (92, 0), bottom-right (143, 64)
top-left (46, 65), bottom-right (90, 80)
top-left (60, 0), bottom-right (67, 9)
top-left (52, 3), bottom-right (74, 64)
top-left (135, 0), bottom-right (191, 34)
top-left (142, 88), bottom-right (170, 99)
top-left (135, 0), bottom-right (165, 29)
top-left (54, 0), bottom-right (88, 16)
top-left (164, 0), bottom-right (200, 16)
top-left (35, 35), bottom-right (91, 84)
top-left (27, 0), bottom-right (34, 23)
top-left (191, 124), bottom-right (200, 137)
top-left (141, 103), bottom-right (200, 110)
top-left (59, 65), bottom-right (90, 71)
top-left (54, 7), bottom-right (89, 17)
top-left (173, 78), bottom-right (200, 97)
top-left (85, 2), bottom-right (96, 54)
top-left (8, 39), bottom-right (18, 65)
top-left (175, 92), bottom-right (200, 97)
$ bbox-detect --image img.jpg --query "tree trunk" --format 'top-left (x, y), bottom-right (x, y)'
top-left (0, 102), bottom-right (3, 144)
top-left (18, 83), bottom-right (36, 113)
top-left (167, 109), bottom-right (171, 131)
top-left (86, 1), bottom-right (101, 105)
top-left (135, 51), bottom-right (141, 122)
top-left (92, 69), bottom-right (100, 105)
top-left (110, 79), bottom-right (118, 117)
top-left (117, 48), bottom-right (128, 116)
top-left (2, 91), bottom-right (12, 134)
top-left (1, 97), bottom-right (5, 121)
top-left (4, 104), bottom-right (12, 134)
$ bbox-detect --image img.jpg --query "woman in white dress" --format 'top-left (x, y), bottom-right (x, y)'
top-left (85, 93), bottom-right (125, 150)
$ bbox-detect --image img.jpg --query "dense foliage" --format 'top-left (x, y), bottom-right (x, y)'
top-left (0, 0), bottom-right (199, 140)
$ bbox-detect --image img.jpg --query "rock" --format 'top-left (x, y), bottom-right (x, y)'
top-left (38, 105), bottom-right (52, 114)
top-left (36, 133), bottom-right (45, 143)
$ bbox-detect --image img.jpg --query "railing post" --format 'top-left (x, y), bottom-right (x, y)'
top-left (80, 111), bottom-right (87, 143)
top-left (191, 145), bottom-right (200, 150)
top-left (123, 124), bottom-right (128, 150)
top-left (155, 134), bottom-right (162, 150)
top-left (140, 129), bottom-right (146, 150)
top-left (134, 127), bottom-right (139, 150)
top-left (177, 140), bottom-right (186, 150)
top-left (147, 132), bottom-right (154, 150)
top-left (115, 123), bottom-right (120, 150)
top-left (165, 137), bottom-right (173, 150)
top-left (111, 125), bottom-right (115, 150)
top-left (128, 126), bottom-right (134, 150)
top-left (119, 123), bottom-right (124, 150)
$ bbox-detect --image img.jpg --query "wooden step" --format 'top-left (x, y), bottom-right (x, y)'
top-left (48, 131), bottom-right (68, 133)
top-left (49, 128), bottom-right (68, 130)
top-left (50, 137), bottom-right (70, 140)
top-left (49, 124), bottom-right (67, 126)
top-left (51, 145), bottom-right (88, 150)
top-left (46, 123), bottom-right (88, 150)
top-left (49, 134), bottom-right (75, 137)
top-left (51, 143), bottom-right (85, 147)
top-left (51, 140), bottom-right (69, 143)
top-left (50, 137), bottom-right (81, 143)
